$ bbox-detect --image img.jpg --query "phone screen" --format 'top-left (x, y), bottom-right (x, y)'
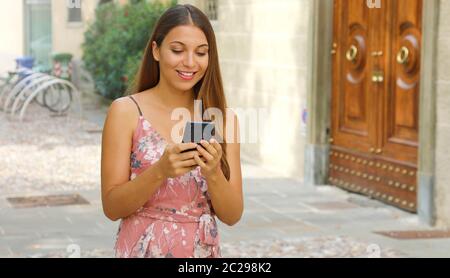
top-left (182, 121), bottom-right (215, 144)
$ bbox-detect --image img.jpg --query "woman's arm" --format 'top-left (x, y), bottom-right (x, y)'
top-left (101, 98), bottom-right (200, 221)
top-left (194, 113), bottom-right (243, 226)
top-left (101, 98), bottom-right (166, 221)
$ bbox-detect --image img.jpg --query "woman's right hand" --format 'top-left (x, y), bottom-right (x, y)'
top-left (157, 143), bottom-right (202, 178)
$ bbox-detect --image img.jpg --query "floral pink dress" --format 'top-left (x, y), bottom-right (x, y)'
top-left (113, 96), bottom-right (221, 258)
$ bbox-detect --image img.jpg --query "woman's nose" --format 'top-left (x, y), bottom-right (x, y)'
top-left (182, 53), bottom-right (195, 67)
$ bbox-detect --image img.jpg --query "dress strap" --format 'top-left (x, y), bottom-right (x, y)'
top-left (128, 95), bottom-right (143, 117)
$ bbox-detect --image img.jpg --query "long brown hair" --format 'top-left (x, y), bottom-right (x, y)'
top-left (125, 4), bottom-right (230, 180)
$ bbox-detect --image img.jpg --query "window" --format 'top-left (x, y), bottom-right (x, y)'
top-left (68, 0), bottom-right (82, 23)
top-left (24, 0), bottom-right (52, 68)
top-left (205, 0), bottom-right (218, 21)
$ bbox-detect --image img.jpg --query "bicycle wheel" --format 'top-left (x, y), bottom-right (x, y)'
top-left (44, 83), bottom-right (73, 113)
top-left (35, 88), bottom-right (47, 107)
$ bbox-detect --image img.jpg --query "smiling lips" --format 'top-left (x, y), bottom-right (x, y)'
top-left (176, 70), bottom-right (197, 81)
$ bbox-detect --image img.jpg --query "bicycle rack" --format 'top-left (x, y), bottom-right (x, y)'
top-left (3, 73), bottom-right (51, 112)
top-left (1, 70), bottom-right (83, 123)
top-left (0, 71), bottom-right (31, 110)
top-left (43, 82), bottom-right (73, 113)
top-left (14, 78), bottom-right (82, 122)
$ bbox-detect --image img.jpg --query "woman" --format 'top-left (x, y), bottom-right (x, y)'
top-left (101, 4), bottom-right (243, 258)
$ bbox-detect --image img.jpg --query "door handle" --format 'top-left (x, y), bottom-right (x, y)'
top-left (346, 45), bottom-right (358, 62)
top-left (397, 46), bottom-right (409, 64)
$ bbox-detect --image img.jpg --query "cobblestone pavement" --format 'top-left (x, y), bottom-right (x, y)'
top-left (27, 237), bottom-right (405, 258)
top-left (1, 98), bottom-right (450, 258)
top-left (0, 101), bottom-right (101, 195)
top-left (220, 237), bottom-right (407, 258)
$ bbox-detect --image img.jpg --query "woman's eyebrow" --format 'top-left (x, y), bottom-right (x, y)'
top-left (170, 41), bottom-right (209, 48)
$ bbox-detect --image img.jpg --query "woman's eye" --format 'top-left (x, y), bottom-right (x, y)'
top-left (171, 50), bottom-right (183, 54)
top-left (197, 53), bottom-right (207, 57)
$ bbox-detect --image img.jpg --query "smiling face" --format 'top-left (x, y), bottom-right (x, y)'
top-left (152, 24), bottom-right (209, 92)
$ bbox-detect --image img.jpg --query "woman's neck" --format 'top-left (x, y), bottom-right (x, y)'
top-left (152, 79), bottom-right (195, 111)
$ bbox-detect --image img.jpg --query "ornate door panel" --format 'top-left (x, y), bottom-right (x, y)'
top-left (329, 0), bottom-right (422, 212)
top-left (330, 0), bottom-right (375, 154)
top-left (382, 0), bottom-right (422, 165)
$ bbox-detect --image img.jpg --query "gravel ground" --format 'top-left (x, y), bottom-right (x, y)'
top-left (1, 102), bottom-right (407, 259)
top-left (27, 236), bottom-right (405, 258)
top-left (221, 237), bottom-right (406, 258)
top-left (0, 102), bottom-right (102, 195)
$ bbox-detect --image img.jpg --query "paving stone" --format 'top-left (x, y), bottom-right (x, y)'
top-left (2, 100), bottom-right (450, 258)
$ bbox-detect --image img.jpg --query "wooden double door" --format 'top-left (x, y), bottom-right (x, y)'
top-left (329, 0), bottom-right (422, 212)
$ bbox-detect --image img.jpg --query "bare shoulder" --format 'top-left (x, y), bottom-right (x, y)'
top-left (109, 95), bottom-right (135, 113)
top-left (104, 96), bottom-right (139, 137)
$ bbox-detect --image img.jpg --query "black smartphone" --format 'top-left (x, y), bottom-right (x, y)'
top-left (181, 121), bottom-right (216, 153)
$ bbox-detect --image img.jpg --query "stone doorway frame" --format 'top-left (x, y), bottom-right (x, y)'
top-left (304, 0), bottom-right (439, 225)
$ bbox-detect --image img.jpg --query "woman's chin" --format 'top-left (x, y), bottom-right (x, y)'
top-left (173, 81), bottom-right (197, 92)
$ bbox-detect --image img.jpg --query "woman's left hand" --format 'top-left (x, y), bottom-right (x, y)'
top-left (193, 138), bottom-right (222, 179)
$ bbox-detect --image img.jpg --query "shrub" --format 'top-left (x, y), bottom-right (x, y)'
top-left (82, 0), bottom-right (175, 100)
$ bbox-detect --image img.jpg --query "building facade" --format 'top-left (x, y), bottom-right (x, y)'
top-left (181, 0), bottom-right (450, 228)
top-left (1, 0), bottom-right (449, 227)
top-left (0, 0), bottom-right (119, 73)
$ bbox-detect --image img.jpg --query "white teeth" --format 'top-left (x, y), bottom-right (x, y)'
top-left (178, 71), bottom-right (194, 76)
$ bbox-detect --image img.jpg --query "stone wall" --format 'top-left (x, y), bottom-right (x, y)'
top-left (180, 0), bottom-right (312, 180)
top-left (434, 0), bottom-right (450, 227)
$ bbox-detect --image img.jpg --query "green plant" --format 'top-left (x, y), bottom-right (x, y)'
top-left (52, 53), bottom-right (73, 63)
top-left (82, 0), bottom-right (175, 100)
